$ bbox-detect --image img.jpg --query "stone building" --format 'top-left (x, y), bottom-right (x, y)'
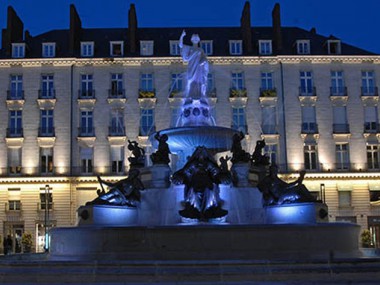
top-left (0, 2), bottom-right (380, 252)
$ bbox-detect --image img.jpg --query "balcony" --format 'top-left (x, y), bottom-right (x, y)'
top-left (299, 86), bottom-right (316, 96)
top-left (6, 128), bottom-right (23, 138)
top-left (169, 89), bottom-right (183, 98)
top-left (229, 88), bottom-right (247, 98)
top-left (78, 127), bottom-right (95, 137)
top-left (330, 86), bottom-right (347, 96)
top-left (38, 89), bottom-right (56, 99)
top-left (301, 122), bottom-right (319, 134)
top-left (78, 90), bottom-right (95, 99)
top-left (333, 124), bottom-right (350, 134)
top-left (361, 86), bottom-right (378, 96)
top-left (260, 88), bottom-right (277, 98)
top-left (38, 127), bottom-right (55, 137)
top-left (108, 89), bottom-right (125, 99)
top-left (7, 90), bottom-right (24, 100)
top-left (8, 166), bottom-right (22, 175)
top-left (364, 122), bottom-right (380, 134)
top-left (138, 89), bottom-right (156, 98)
top-left (109, 126), bottom-right (125, 137)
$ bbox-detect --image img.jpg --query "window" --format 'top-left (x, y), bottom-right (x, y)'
top-left (41, 75), bottom-right (55, 98)
top-left (364, 106), bottom-right (379, 133)
top-left (110, 109), bottom-right (124, 136)
top-left (367, 145), bottom-right (380, 170)
top-left (8, 148), bottom-right (21, 174)
top-left (264, 144), bottom-right (277, 164)
top-left (229, 40), bottom-right (242, 55)
top-left (231, 72), bottom-right (244, 90)
top-left (207, 73), bottom-right (214, 93)
top-left (299, 71), bottom-right (314, 95)
top-left (41, 147), bottom-right (53, 174)
top-left (111, 146), bottom-right (124, 174)
top-left (8, 110), bottom-right (22, 137)
top-left (42, 43), bottom-right (56, 58)
top-left (170, 40), bottom-right (180, 56)
top-left (40, 110), bottom-right (54, 136)
top-left (200, 40), bottom-right (213, 55)
top-left (301, 106), bottom-right (317, 133)
top-left (80, 147), bottom-right (93, 174)
top-left (110, 73), bottom-right (124, 97)
top-left (304, 144), bottom-right (318, 170)
top-left (80, 111), bottom-right (94, 136)
top-left (331, 71), bottom-right (345, 95)
top-left (338, 191), bottom-right (351, 207)
top-left (8, 200), bottom-right (21, 211)
top-left (9, 75), bottom-right (23, 99)
top-left (140, 41), bottom-right (154, 56)
top-left (259, 40), bottom-right (272, 55)
top-left (140, 109), bottom-right (155, 136)
top-left (327, 40), bottom-right (341, 55)
top-left (232, 107), bottom-right (247, 134)
top-left (140, 73), bottom-right (154, 91)
top-left (333, 106), bottom-right (349, 133)
top-left (261, 106), bottom-right (277, 134)
top-left (171, 73), bottom-right (183, 92)
top-left (336, 143), bottom-right (350, 170)
top-left (11, 43), bottom-right (25, 58)
top-left (80, 74), bottom-right (94, 98)
top-left (110, 41), bottom-right (123, 56)
top-left (81, 42), bottom-right (94, 57)
top-left (261, 72), bottom-right (274, 90)
top-left (362, 71), bottom-right (376, 95)
top-left (40, 191), bottom-right (53, 210)
top-left (296, 40), bottom-right (310, 55)
top-left (369, 184), bottom-right (380, 205)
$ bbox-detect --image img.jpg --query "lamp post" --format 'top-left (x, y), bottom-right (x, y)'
top-left (320, 183), bottom-right (326, 204)
top-left (44, 184), bottom-right (50, 252)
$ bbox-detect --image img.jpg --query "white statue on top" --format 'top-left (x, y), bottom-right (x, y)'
top-left (179, 30), bottom-right (209, 99)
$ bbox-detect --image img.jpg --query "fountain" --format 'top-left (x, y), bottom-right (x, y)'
top-left (49, 31), bottom-right (361, 261)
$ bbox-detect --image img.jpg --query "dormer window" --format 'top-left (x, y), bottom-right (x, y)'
top-left (81, 42), bottom-right (94, 57)
top-left (169, 40), bottom-right (180, 55)
top-left (258, 40), bottom-right (272, 55)
top-left (110, 41), bottom-right (124, 57)
top-left (296, 40), bottom-right (310, 55)
top-left (200, 40), bottom-right (213, 55)
top-left (327, 40), bottom-right (341, 55)
top-left (229, 40), bottom-right (242, 55)
top-left (11, 43), bottom-right (25, 58)
top-left (42, 43), bottom-right (56, 58)
top-left (140, 41), bottom-right (154, 56)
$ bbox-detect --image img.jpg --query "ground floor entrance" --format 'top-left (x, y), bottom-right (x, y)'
top-left (3, 223), bottom-right (24, 254)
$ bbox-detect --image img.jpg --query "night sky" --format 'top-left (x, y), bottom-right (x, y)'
top-left (0, 0), bottom-right (379, 54)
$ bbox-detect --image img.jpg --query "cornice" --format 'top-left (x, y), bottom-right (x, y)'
top-left (281, 172), bottom-right (380, 180)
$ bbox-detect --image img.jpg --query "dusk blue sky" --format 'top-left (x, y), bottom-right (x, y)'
top-left (0, 0), bottom-right (379, 54)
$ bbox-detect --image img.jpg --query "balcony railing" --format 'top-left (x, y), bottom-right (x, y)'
top-left (206, 88), bottom-right (217, 98)
top-left (361, 86), bottom-right (379, 96)
top-left (260, 88), bottom-right (277, 97)
top-left (78, 127), bottom-right (95, 137)
top-left (299, 86), bottom-right (316, 96)
top-left (109, 126), bottom-right (126, 136)
top-left (333, 124), bottom-right (350, 134)
top-left (6, 128), bottom-right (23, 137)
top-left (169, 89), bottom-right (183, 98)
top-left (7, 90), bottom-right (24, 100)
top-left (138, 89), bottom-right (156, 98)
top-left (364, 122), bottom-right (380, 133)
top-left (38, 127), bottom-right (55, 137)
top-left (38, 89), bottom-right (56, 99)
top-left (301, 122), bottom-right (319, 134)
top-left (330, 86), bottom-right (347, 96)
top-left (78, 90), bottom-right (95, 99)
top-left (261, 124), bottom-right (278, 134)
top-left (108, 89), bottom-right (125, 98)
top-left (229, 88), bottom-right (247, 98)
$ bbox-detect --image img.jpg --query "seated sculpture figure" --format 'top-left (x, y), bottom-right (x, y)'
top-left (251, 139), bottom-right (270, 167)
top-left (86, 169), bottom-right (144, 207)
top-left (257, 164), bottom-right (317, 206)
top-left (127, 140), bottom-right (145, 167)
top-left (171, 146), bottom-right (230, 220)
top-left (231, 131), bottom-right (251, 164)
top-left (150, 131), bottom-right (171, 165)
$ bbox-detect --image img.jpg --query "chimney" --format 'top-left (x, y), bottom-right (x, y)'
top-left (128, 4), bottom-right (138, 54)
top-left (272, 3), bottom-right (282, 54)
top-left (3, 6), bottom-right (24, 56)
top-left (69, 4), bottom-right (82, 56)
top-left (240, 1), bottom-right (252, 54)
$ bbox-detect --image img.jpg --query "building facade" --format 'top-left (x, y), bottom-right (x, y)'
top-left (0, 3), bottom-right (380, 252)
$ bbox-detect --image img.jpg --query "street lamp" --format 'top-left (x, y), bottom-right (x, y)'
top-left (44, 184), bottom-right (50, 252)
top-left (320, 183), bottom-right (326, 204)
